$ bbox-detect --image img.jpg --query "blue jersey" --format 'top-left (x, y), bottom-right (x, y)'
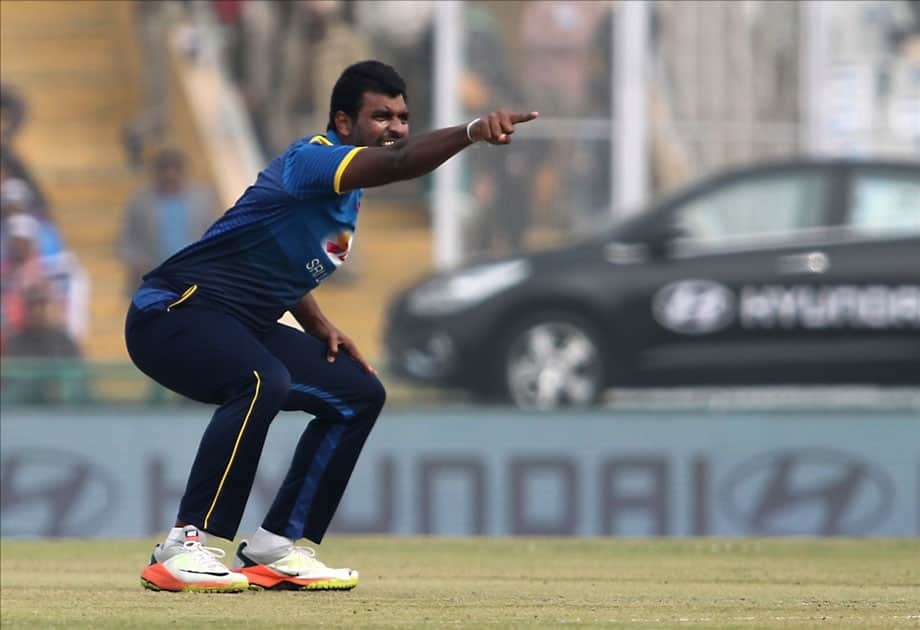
top-left (136, 130), bottom-right (365, 331)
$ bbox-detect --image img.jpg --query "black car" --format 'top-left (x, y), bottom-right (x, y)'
top-left (383, 159), bottom-right (920, 408)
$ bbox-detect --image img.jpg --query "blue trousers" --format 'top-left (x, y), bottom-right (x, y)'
top-left (125, 299), bottom-right (385, 543)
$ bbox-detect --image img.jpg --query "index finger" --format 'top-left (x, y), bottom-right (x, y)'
top-left (326, 333), bottom-right (340, 362)
top-left (511, 111), bottom-right (539, 125)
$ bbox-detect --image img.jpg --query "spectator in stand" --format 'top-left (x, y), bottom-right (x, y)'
top-left (0, 213), bottom-right (58, 346)
top-left (218, 0), bottom-right (280, 156)
top-left (0, 83), bottom-right (26, 142)
top-left (518, 1), bottom-right (612, 237)
top-left (268, 1), bottom-right (371, 155)
top-left (354, 1), bottom-right (434, 132)
top-left (0, 177), bottom-right (64, 259)
top-left (463, 4), bottom-right (534, 257)
top-left (211, 0), bottom-right (247, 78)
top-left (1, 283), bottom-right (87, 404)
top-left (3, 283), bottom-right (81, 358)
top-left (1, 150), bottom-right (89, 353)
top-left (119, 148), bottom-right (219, 294)
top-left (122, 2), bottom-right (187, 168)
top-left (1, 83), bottom-right (50, 214)
top-left (519, 1), bottom-right (610, 118)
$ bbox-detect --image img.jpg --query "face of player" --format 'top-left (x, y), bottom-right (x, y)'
top-left (347, 92), bottom-right (409, 147)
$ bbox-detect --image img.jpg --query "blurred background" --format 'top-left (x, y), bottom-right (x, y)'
top-left (1, 0), bottom-right (918, 406)
top-left (1, 1), bottom-right (918, 539)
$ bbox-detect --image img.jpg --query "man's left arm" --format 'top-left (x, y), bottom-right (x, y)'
top-left (291, 293), bottom-right (377, 374)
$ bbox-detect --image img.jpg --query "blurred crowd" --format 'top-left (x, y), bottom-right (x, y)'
top-left (1, 84), bottom-right (90, 402)
top-left (1, 85), bottom-right (87, 361)
top-left (118, 147), bottom-right (218, 294)
top-left (1, 79), bottom-right (218, 402)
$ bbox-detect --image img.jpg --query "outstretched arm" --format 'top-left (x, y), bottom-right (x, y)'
top-left (337, 110), bottom-right (539, 192)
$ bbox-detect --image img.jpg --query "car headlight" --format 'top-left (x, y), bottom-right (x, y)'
top-left (407, 259), bottom-right (531, 316)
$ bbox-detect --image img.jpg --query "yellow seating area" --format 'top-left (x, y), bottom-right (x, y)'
top-left (2, 0), bottom-right (145, 362)
top-left (1, 0), bottom-right (434, 380)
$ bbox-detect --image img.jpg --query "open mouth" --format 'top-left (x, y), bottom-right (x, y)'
top-left (382, 139), bottom-right (396, 146)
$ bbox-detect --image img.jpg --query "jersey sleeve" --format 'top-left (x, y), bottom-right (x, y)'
top-left (281, 137), bottom-right (366, 198)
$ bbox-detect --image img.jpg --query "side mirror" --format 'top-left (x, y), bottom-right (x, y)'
top-left (645, 220), bottom-right (685, 259)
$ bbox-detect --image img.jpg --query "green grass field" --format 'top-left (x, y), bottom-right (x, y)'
top-left (1, 537), bottom-right (918, 628)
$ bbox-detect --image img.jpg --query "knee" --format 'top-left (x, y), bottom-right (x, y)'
top-left (257, 366), bottom-right (291, 407)
top-left (358, 374), bottom-right (386, 418)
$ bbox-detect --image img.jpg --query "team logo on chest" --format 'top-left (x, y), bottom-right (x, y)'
top-left (323, 230), bottom-right (353, 267)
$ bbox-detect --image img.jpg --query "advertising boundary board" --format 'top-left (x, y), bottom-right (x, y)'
top-left (1, 406), bottom-right (918, 538)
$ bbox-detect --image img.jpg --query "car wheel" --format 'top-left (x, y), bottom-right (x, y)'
top-left (500, 312), bottom-right (605, 409)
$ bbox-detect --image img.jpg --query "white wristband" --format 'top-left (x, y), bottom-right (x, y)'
top-left (466, 118), bottom-right (481, 143)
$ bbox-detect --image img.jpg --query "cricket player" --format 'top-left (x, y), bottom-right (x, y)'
top-left (126, 60), bottom-right (537, 592)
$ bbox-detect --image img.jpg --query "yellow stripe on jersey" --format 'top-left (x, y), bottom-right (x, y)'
top-left (333, 147), bottom-right (366, 195)
top-left (309, 135), bottom-right (333, 146)
top-left (203, 370), bottom-right (262, 530)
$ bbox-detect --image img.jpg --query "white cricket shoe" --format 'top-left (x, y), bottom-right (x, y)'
top-left (232, 541), bottom-right (359, 591)
top-left (140, 525), bottom-right (249, 593)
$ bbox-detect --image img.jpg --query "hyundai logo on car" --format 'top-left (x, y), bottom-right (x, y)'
top-left (653, 279), bottom-right (736, 335)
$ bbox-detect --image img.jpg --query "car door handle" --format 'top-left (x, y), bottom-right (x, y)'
top-left (776, 251), bottom-right (830, 274)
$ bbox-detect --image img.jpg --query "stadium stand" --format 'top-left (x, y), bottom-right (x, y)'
top-left (1, 0), bottom-right (434, 402)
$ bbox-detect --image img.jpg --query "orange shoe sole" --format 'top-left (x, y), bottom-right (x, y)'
top-left (234, 565), bottom-right (358, 591)
top-left (141, 563), bottom-right (247, 593)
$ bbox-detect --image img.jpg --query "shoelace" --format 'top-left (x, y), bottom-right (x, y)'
top-left (182, 540), bottom-right (230, 572)
top-left (288, 546), bottom-right (328, 569)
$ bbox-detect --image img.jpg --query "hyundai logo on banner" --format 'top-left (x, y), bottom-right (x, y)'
top-left (1, 411), bottom-right (917, 538)
top-left (718, 449), bottom-right (895, 536)
top-left (0, 449), bottom-right (117, 537)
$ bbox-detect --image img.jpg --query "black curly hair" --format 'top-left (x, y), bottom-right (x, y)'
top-left (327, 60), bottom-right (407, 131)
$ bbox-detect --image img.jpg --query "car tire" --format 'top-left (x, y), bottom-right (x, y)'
top-left (497, 310), bottom-right (606, 409)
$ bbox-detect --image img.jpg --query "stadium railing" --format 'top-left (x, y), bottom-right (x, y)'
top-left (0, 358), bottom-right (173, 405)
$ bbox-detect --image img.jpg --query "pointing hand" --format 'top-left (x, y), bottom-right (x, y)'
top-left (470, 111), bottom-right (539, 145)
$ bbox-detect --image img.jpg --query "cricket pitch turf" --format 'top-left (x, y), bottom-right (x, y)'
top-left (1, 537), bottom-right (917, 628)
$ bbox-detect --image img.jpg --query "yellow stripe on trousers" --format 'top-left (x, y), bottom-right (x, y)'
top-left (203, 370), bottom-right (262, 530)
top-left (167, 284), bottom-right (198, 311)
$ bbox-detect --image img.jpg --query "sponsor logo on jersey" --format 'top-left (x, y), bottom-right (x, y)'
top-left (306, 258), bottom-right (327, 283)
top-left (323, 230), bottom-right (352, 267)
